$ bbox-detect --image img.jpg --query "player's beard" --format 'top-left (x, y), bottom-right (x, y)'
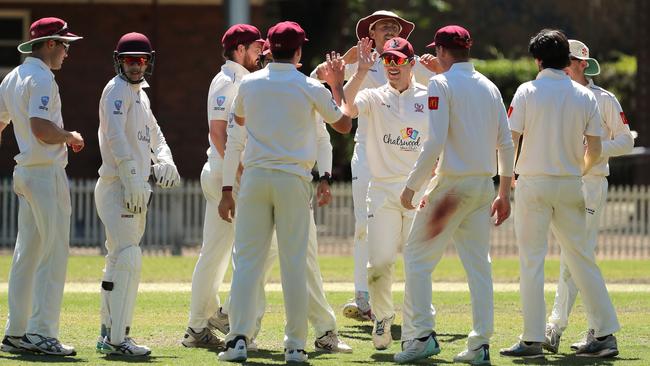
top-left (243, 54), bottom-right (260, 72)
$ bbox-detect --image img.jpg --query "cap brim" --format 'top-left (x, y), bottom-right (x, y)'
top-left (426, 41), bottom-right (436, 48)
top-left (584, 58), bottom-right (600, 76)
top-left (18, 34), bottom-right (83, 54)
top-left (356, 14), bottom-right (415, 41)
top-left (380, 50), bottom-right (409, 59)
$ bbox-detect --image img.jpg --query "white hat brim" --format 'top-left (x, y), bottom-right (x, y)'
top-left (18, 35), bottom-right (83, 54)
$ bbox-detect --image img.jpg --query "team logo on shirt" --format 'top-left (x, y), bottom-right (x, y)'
top-left (138, 125), bottom-right (151, 143)
top-left (401, 127), bottom-right (420, 140)
top-left (330, 98), bottom-right (340, 111)
top-left (381, 102), bottom-right (391, 109)
top-left (384, 127), bottom-right (421, 151)
top-left (428, 96), bottom-right (439, 110)
top-left (414, 103), bottom-right (424, 113)
top-left (113, 100), bottom-right (123, 115)
top-left (620, 112), bottom-right (629, 125)
top-left (215, 96), bottom-right (227, 111)
top-left (39, 96), bottom-right (49, 111)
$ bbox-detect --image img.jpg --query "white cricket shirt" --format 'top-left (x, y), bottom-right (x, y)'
top-left (0, 57), bottom-right (67, 167)
top-left (206, 60), bottom-right (250, 160)
top-left (509, 68), bottom-right (602, 177)
top-left (233, 63), bottom-right (343, 181)
top-left (354, 82), bottom-right (429, 181)
top-left (406, 62), bottom-right (514, 192)
top-left (98, 76), bottom-right (173, 179)
top-left (585, 79), bottom-right (634, 176)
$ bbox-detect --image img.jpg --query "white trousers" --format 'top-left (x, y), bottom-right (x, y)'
top-left (401, 176), bottom-right (494, 350)
top-left (351, 144), bottom-right (370, 293)
top-left (226, 167), bottom-right (313, 350)
top-left (366, 180), bottom-right (424, 321)
top-left (95, 177), bottom-right (148, 338)
top-left (548, 175), bottom-right (608, 332)
top-left (514, 176), bottom-right (619, 342)
top-left (5, 165), bottom-right (71, 338)
top-left (188, 159), bottom-right (235, 329)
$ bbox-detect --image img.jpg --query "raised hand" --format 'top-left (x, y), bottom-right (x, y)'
top-left (419, 53), bottom-right (444, 74)
top-left (322, 51), bottom-right (345, 87)
top-left (357, 37), bottom-right (375, 72)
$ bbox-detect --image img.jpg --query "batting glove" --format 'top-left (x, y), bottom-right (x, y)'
top-left (153, 163), bottom-right (180, 189)
top-left (118, 160), bottom-right (149, 214)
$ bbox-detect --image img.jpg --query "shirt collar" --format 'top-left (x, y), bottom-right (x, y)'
top-left (267, 62), bottom-right (297, 71)
top-left (536, 68), bottom-right (570, 81)
top-left (385, 77), bottom-right (419, 96)
top-left (448, 62), bottom-right (475, 73)
top-left (587, 78), bottom-right (595, 88)
top-left (223, 60), bottom-right (251, 80)
top-left (24, 56), bottom-right (54, 78)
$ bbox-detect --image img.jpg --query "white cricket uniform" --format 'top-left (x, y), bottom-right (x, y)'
top-left (225, 63), bottom-right (343, 350)
top-left (96, 75), bottom-right (176, 344)
top-left (352, 81), bottom-right (429, 321)
top-left (187, 60), bottom-right (250, 330)
top-left (310, 56), bottom-right (434, 293)
top-left (222, 114), bottom-right (337, 339)
top-left (509, 68), bottom-right (620, 342)
top-left (548, 79), bottom-right (634, 332)
top-left (1, 57), bottom-right (72, 339)
top-left (401, 62), bottom-right (515, 350)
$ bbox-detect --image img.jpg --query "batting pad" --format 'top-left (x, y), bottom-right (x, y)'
top-left (109, 245), bottom-right (142, 344)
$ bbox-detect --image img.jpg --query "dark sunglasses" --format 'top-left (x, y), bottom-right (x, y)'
top-left (381, 54), bottom-right (412, 67)
top-left (121, 56), bottom-right (150, 66)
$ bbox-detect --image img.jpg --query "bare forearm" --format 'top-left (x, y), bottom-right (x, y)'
top-left (498, 176), bottom-right (512, 199)
top-left (30, 117), bottom-right (71, 144)
top-left (343, 70), bottom-right (367, 112)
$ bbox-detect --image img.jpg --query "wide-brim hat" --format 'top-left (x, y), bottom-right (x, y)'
top-left (355, 10), bottom-right (415, 41)
top-left (569, 39), bottom-right (600, 76)
top-left (18, 17), bottom-right (82, 54)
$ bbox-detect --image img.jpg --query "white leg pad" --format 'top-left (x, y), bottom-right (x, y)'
top-left (108, 246), bottom-right (142, 344)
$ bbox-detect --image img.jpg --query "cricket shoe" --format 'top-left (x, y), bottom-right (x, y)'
top-left (499, 341), bottom-right (544, 358)
top-left (218, 335), bottom-right (247, 362)
top-left (453, 344), bottom-right (490, 365)
top-left (208, 307), bottom-right (230, 335)
top-left (342, 291), bottom-right (373, 321)
top-left (372, 314), bottom-right (394, 350)
top-left (96, 336), bottom-right (104, 353)
top-left (247, 339), bottom-right (258, 352)
top-left (542, 323), bottom-right (561, 354)
top-left (1, 335), bottom-right (24, 353)
top-left (100, 336), bottom-right (151, 356)
top-left (314, 331), bottom-right (353, 353)
top-left (394, 332), bottom-right (441, 364)
top-left (182, 327), bottom-right (224, 348)
top-left (571, 329), bottom-right (595, 350)
top-left (576, 334), bottom-right (619, 358)
top-left (19, 333), bottom-right (76, 356)
top-left (285, 348), bottom-right (308, 363)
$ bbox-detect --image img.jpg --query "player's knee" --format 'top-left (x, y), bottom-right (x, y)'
top-left (114, 245), bottom-right (142, 273)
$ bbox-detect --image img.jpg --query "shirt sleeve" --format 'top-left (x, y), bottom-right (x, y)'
top-left (507, 86), bottom-right (526, 134)
top-left (315, 120), bottom-right (333, 175)
top-left (148, 112), bottom-right (175, 166)
top-left (0, 90), bottom-right (9, 123)
top-left (413, 57), bottom-right (435, 86)
top-left (100, 84), bottom-right (133, 166)
top-left (600, 95), bottom-right (634, 157)
top-left (28, 75), bottom-right (56, 121)
top-left (406, 78), bottom-right (450, 191)
top-left (584, 93), bottom-right (603, 137)
top-left (353, 89), bottom-right (372, 118)
top-left (208, 80), bottom-right (237, 122)
top-left (311, 83), bottom-right (343, 124)
top-left (222, 113), bottom-right (247, 187)
top-left (233, 85), bottom-right (245, 119)
top-left (495, 91), bottom-right (515, 177)
top-left (344, 62), bottom-right (358, 81)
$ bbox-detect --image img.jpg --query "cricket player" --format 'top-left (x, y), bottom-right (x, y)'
top-left (217, 21), bottom-right (353, 363)
top-left (214, 41), bottom-right (352, 354)
top-left (311, 10), bottom-right (441, 322)
top-left (0, 17), bottom-right (83, 356)
top-left (342, 36), bottom-right (431, 350)
top-left (96, 32), bottom-right (180, 356)
top-left (182, 23), bottom-right (264, 349)
top-left (500, 29), bottom-right (620, 359)
top-left (543, 39), bottom-right (634, 354)
top-left (395, 25), bottom-right (515, 364)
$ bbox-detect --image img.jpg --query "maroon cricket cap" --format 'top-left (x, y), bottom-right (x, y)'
top-left (380, 37), bottom-right (414, 59)
top-left (18, 17), bottom-right (82, 54)
top-left (115, 32), bottom-right (153, 55)
top-left (267, 21), bottom-right (309, 52)
top-left (221, 24), bottom-right (264, 51)
top-left (427, 25), bottom-right (473, 49)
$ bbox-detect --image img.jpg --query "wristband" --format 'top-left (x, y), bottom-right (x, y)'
top-left (319, 173), bottom-right (333, 185)
top-left (222, 186), bottom-right (233, 192)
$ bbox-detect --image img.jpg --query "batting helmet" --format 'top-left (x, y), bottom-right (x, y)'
top-left (113, 32), bottom-right (156, 84)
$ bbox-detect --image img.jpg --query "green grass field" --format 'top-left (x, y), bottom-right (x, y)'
top-left (0, 256), bottom-right (649, 365)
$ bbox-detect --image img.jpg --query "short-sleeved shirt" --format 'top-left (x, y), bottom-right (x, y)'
top-left (509, 68), bottom-right (602, 177)
top-left (206, 60), bottom-right (250, 160)
top-left (355, 82), bottom-right (429, 181)
top-left (233, 63), bottom-right (343, 180)
top-left (0, 57), bottom-right (66, 167)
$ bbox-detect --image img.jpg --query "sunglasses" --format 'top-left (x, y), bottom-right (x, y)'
top-left (381, 55), bottom-right (412, 67)
top-left (121, 56), bottom-right (149, 66)
top-left (55, 41), bottom-right (69, 53)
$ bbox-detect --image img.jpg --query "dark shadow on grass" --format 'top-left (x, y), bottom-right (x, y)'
top-left (103, 354), bottom-right (176, 363)
top-left (370, 352), bottom-right (452, 364)
top-left (436, 332), bottom-right (466, 344)
top-left (511, 353), bottom-right (635, 365)
top-left (338, 324), bottom-right (372, 341)
top-left (0, 351), bottom-right (85, 363)
top-left (391, 324), bottom-right (402, 340)
top-left (245, 348), bottom-right (286, 363)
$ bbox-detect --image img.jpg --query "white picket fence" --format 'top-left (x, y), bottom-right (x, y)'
top-left (0, 179), bottom-right (649, 258)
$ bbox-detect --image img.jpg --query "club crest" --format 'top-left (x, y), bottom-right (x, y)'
top-left (414, 103), bottom-right (424, 113)
top-left (217, 96), bottom-right (226, 107)
top-left (114, 100), bottom-right (123, 111)
top-left (41, 96), bottom-right (49, 107)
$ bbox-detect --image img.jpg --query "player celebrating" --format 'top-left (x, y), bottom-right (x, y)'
top-left (182, 23), bottom-right (264, 349)
top-left (0, 17), bottom-right (83, 356)
top-left (543, 39), bottom-right (634, 354)
top-left (217, 21), bottom-right (353, 363)
top-left (311, 10), bottom-right (440, 322)
top-left (396, 25), bottom-right (514, 364)
top-left (96, 32), bottom-right (180, 357)
top-left (500, 29), bottom-right (620, 359)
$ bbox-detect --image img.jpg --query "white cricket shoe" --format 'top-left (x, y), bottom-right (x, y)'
top-left (208, 307), bottom-right (230, 335)
top-left (314, 331), bottom-right (353, 353)
top-left (182, 327), bottom-right (224, 348)
top-left (342, 291), bottom-right (373, 321)
top-left (218, 336), bottom-right (247, 362)
top-left (453, 344), bottom-right (490, 365)
top-left (372, 315), bottom-right (394, 350)
top-left (247, 339), bottom-right (258, 352)
top-left (19, 333), bottom-right (76, 356)
top-left (1, 335), bottom-right (24, 353)
top-left (285, 348), bottom-right (308, 363)
top-left (100, 336), bottom-right (151, 356)
top-left (394, 332), bottom-right (441, 364)
top-left (542, 323), bottom-right (561, 354)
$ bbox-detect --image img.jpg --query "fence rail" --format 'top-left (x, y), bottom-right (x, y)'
top-left (1, 179), bottom-right (649, 258)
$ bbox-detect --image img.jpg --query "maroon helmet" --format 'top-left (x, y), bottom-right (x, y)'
top-left (113, 32), bottom-right (155, 84)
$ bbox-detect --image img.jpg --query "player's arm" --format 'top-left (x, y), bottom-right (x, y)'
top-left (207, 82), bottom-right (237, 157)
top-left (491, 95), bottom-right (515, 226)
top-left (148, 112), bottom-right (180, 188)
top-left (315, 121), bottom-right (333, 207)
top-left (219, 115), bottom-right (247, 223)
top-left (601, 96), bottom-right (634, 157)
top-left (413, 54), bottom-right (441, 85)
top-left (316, 52), bottom-right (353, 134)
top-left (342, 38), bottom-right (374, 117)
top-left (310, 45), bottom-right (358, 83)
top-left (29, 117), bottom-right (82, 148)
top-left (0, 122), bottom-right (8, 146)
top-left (0, 93), bottom-right (10, 146)
top-left (584, 134), bottom-right (602, 174)
top-left (583, 94), bottom-right (603, 174)
top-left (209, 120), bottom-right (228, 158)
